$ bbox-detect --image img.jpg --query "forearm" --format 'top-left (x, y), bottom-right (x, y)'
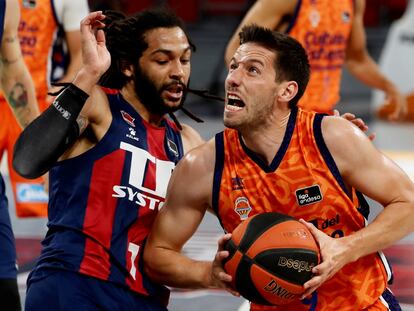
top-left (1, 61), bottom-right (39, 128)
top-left (345, 54), bottom-right (396, 95)
top-left (145, 248), bottom-right (213, 289)
top-left (345, 201), bottom-right (414, 262)
top-left (12, 83), bottom-right (89, 179)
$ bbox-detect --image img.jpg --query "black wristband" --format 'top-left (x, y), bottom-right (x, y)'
top-left (53, 83), bottom-right (89, 123)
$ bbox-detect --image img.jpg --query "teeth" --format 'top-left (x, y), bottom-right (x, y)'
top-left (228, 94), bottom-right (241, 100)
top-left (225, 104), bottom-right (243, 111)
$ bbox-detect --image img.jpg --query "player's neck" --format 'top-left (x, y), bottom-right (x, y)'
top-left (240, 109), bottom-right (291, 165)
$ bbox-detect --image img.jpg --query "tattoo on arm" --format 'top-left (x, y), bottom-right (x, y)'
top-left (76, 116), bottom-right (88, 134)
top-left (7, 82), bottom-right (28, 109)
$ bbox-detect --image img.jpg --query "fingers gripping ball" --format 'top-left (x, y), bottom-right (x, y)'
top-left (223, 213), bottom-right (320, 306)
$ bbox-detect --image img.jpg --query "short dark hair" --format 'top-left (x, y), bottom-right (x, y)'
top-left (99, 8), bottom-right (195, 89)
top-left (239, 25), bottom-right (310, 108)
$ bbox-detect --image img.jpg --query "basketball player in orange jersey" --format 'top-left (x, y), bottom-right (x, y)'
top-left (144, 25), bottom-right (414, 310)
top-left (225, 0), bottom-right (406, 120)
top-left (0, 0), bottom-right (89, 218)
top-left (0, 0), bottom-right (40, 309)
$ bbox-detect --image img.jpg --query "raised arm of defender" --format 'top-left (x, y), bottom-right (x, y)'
top-left (13, 12), bottom-right (111, 179)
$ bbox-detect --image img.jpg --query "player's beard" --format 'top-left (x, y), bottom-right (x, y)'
top-left (133, 67), bottom-right (188, 116)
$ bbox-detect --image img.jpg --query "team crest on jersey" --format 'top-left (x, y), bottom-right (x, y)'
top-left (22, 0), bottom-right (36, 8)
top-left (234, 197), bottom-right (252, 220)
top-left (295, 185), bottom-right (323, 206)
top-left (309, 9), bottom-right (320, 28)
top-left (342, 11), bottom-right (351, 23)
top-left (167, 139), bottom-right (179, 158)
top-left (121, 111), bottom-right (135, 127)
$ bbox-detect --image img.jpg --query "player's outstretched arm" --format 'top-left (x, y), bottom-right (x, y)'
top-left (301, 116), bottom-right (414, 297)
top-left (144, 140), bottom-right (236, 294)
top-left (12, 11), bottom-right (110, 179)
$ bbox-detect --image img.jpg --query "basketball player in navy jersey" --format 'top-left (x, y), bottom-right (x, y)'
top-left (0, 0), bottom-right (40, 310)
top-left (13, 9), bottom-right (203, 310)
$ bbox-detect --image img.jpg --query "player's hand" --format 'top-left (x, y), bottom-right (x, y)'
top-left (334, 109), bottom-right (375, 141)
top-left (210, 233), bottom-right (240, 297)
top-left (79, 11), bottom-right (111, 79)
top-left (385, 87), bottom-right (407, 121)
top-left (298, 219), bottom-right (353, 299)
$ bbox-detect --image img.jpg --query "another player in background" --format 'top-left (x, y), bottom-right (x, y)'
top-left (144, 25), bottom-right (414, 311)
top-left (13, 9), bottom-right (203, 310)
top-left (225, 0), bottom-right (406, 119)
top-left (0, 0), bottom-right (89, 218)
top-left (0, 0), bottom-right (40, 309)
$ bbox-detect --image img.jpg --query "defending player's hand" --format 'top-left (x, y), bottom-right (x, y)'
top-left (210, 233), bottom-right (240, 297)
top-left (79, 11), bottom-right (111, 80)
top-left (333, 109), bottom-right (376, 141)
top-left (299, 219), bottom-right (354, 299)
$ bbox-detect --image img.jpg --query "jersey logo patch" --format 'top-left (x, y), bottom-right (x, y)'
top-left (295, 185), bottom-right (323, 206)
top-left (121, 110), bottom-right (135, 127)
top-left (126, 127), bottom-right (139, 142)
top-left (167, 139), bottom-right (179, 158)
top-left (22, 0), bottom-right (36, 8)
top-left (234, 196), bottom-right (252, 220)
top-left (342, 11), bottom-right (351, 23)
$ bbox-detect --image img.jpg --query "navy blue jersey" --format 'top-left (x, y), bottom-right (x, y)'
top-left (30, 91), bottom-right (184, 303)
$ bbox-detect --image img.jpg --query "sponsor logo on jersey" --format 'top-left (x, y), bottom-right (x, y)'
top-left (309, 214), bottom-right (340, 230)
top-left (277, 257), bottom-right (315, 273)
top-left (112, 186), bottom-right (164, 210)
top-left (16, 183), bottom-right (48, 203)
top-left (295, 185), bottom-right (323, 206)
top-left (126, 127), bottom-right (139, 142)
top-left (167, 139), bottom-right (179, 158)
top-left (309, 9), bottom-right (321, 28)
top-left (342, 11), bottom-right (351, 23)
top-left (234, 196), bottom-right (252, 220)
top-left (231, 176), bottom-right (244, 190)
top-left (121, 110), bottom-right (135, 127)
top-left (112, 142), bottom-right (175, 210)
top-left (22, 0), bottom-right (36, 8)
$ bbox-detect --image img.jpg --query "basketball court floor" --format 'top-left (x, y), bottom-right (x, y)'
top-left (4, 113), bottom-right (414, 311)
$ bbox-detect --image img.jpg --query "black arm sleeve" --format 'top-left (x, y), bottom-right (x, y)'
top-left (12, 84), bottom-right (89, 179)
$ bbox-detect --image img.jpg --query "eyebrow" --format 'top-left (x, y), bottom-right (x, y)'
top-left (150, 46), bottom-right (192, 56)
top-left (231, 57), bottom-right (265, 67)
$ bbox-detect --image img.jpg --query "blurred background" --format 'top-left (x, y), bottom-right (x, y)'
top-left (1, 0), bottom-right (414, 310)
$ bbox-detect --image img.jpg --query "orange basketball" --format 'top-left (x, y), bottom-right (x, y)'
top-left (223, 212), bottom-right (320, 306)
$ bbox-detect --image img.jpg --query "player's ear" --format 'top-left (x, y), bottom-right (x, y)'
top-left (278, 81), bottom-right (298, 103)
top-left (121, 61), bottom-right (134, 78)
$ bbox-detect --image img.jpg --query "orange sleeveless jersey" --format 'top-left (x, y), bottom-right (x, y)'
top-left (0, 0), bottom-right (58, 217)
top-left (212, 108), bottom-right (392, 310)
top-left (287, 0), bottom-right (354, 113)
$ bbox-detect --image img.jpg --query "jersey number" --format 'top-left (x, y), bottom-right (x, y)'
top-left (128, 242), bottom-right (140, 280)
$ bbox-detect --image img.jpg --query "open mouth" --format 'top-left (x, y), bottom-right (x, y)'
top-left (226, 94), bottom-right (245, 110)
top-left (164, 83), bottom-right (184, 101)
